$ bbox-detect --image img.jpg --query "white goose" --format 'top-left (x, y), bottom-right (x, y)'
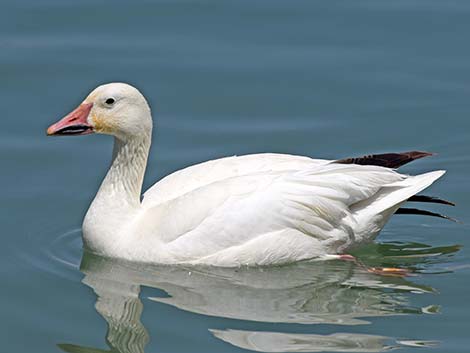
top-left (47, 83), bottom-right (452, 267)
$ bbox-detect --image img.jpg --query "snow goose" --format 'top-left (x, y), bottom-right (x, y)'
top-left (46, 83), bottom-right (453, 267)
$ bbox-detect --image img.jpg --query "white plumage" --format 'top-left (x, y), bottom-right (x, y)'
top-left (47, 83), bottom-right (446, 266)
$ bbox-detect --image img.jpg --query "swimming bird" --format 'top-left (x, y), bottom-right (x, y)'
top-left (46, 83), bottom-right (453, 267)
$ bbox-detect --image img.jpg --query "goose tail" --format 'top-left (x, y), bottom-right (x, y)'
top-left (352, 170), bottom-right (450, 241)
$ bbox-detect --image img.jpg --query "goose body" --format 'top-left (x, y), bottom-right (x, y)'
top-left (47, 83), bottom-right (448, 266)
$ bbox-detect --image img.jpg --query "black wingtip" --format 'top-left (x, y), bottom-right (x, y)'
top-left (407, 195), bottom-right (455, 207)
top-left (336, 150), bottom-right (434, 169)
top-left (395, 207), bottom-right (461, 223)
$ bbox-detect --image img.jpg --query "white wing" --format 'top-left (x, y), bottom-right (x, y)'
top-left (142, 153), bottom-right (328, 207)
top-left (136, 163), bottom-right (429, 265)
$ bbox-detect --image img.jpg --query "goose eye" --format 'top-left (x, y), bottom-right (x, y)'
top-left (105, 98), bottom-right (115, 105)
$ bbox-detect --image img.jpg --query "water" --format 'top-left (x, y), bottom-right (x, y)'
top-left (1, 0), bottom-right (469, 352)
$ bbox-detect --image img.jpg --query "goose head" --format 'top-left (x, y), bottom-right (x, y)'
top-left (47, 83), bottom-right (152, 141)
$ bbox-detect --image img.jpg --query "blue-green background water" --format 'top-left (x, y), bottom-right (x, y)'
top-left (1, 1), bottom-right (469, 352)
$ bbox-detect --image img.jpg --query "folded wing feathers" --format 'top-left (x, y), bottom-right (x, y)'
top-left (146, 152), bottom-right (451, 252)
top-left (278, 164), bottom-right (406, 244)
top-left (289, 164), bottom-right (404, 206)
top-left (282, 165), bottom-right (450, 245)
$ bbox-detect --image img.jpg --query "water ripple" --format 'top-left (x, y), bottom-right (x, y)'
top-left (15, 227), bottom-right (83, 282)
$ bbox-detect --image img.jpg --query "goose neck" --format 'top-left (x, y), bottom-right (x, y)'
top-left (97, 134), bottom-right (151, 208)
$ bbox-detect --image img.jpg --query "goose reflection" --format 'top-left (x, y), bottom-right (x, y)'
top-left (58, 243), bottom-right (453, 353)
top-left (210, 330), bottom-right (438, 352)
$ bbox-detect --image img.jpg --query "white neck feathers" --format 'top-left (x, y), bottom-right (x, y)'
top-left (97, 134), bottom-right (151, 208)
top-left (83, 133), bottom-right (151, 252)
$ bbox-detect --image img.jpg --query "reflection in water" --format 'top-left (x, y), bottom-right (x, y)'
top-left (58, 243), bottom-right (458, 353)
top-left (59, 272), bottom-right (148, 353)
top-left (210, 330), bottom-right (438, 352)
top-left (147, 262), bottom-right (431, 326)
top-left (212, 330), bottom-right (392, 352)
